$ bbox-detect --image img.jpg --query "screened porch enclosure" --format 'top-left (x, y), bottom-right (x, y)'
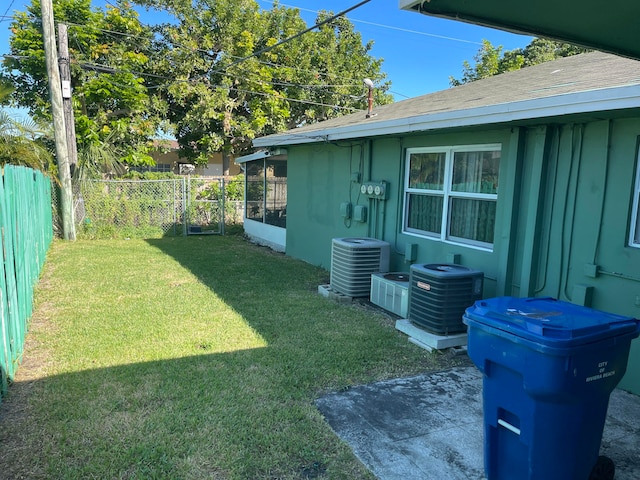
top-left (245, 158), bottom-right (287, 228)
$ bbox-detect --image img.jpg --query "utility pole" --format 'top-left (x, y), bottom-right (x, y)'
top-left (58, 23), bottom-right (78, 176)
top-left (41, 0), bottom-right (76, 240)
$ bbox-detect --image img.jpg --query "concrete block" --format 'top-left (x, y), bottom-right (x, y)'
top-left (395, 319), bottom-right (467, 350)
top-left (318, 284), bottom-right (352, 304)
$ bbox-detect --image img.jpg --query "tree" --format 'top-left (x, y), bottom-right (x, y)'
top-left (3, 0), bottom-right (392, 174)
top-left (0, 82), bottom-right (54, 172)
top-left (520, 38), bottom-right (589, 67)
top-left (449, 40), bottom-right (523, 86)
top-left (2, 0), bottom-right (167, 170)
top-left (133, 0), bottom-right (392, 171)
top-left (450, 38), bottom-right (590, 86)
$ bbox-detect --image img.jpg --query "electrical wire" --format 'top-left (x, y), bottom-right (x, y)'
top-left (64, 20), bottom-right (384, 88)
top-left (256, 0), bottom-right (483, 46)
top-left (77, 60), bottom-right (359, 111)
top-left (0, 2), bottom-right (16, 24)
top-left (69, 19), bottom-right (376, 104)
top-left (211, 0), bottom-right (372, 75)
top-left (534, 126), bottom-right (561, 295)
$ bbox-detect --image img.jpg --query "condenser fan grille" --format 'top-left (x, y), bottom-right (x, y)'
top-left (408, 263), bottom-right (483, 335)
top-left (330, 238), bottom-right (390, 297)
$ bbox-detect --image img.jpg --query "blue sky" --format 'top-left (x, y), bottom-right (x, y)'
top-left (1, 0), bottom-right (533, 101)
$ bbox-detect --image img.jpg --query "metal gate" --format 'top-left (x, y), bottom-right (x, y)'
top-left (75, 177), bottom-right (229, 237)
top-left (185, 177), bottom-right (225, 235)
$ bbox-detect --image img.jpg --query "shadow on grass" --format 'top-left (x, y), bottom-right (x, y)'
top-left (0, 235), bottom-right (464, 479)
top-left (1, 347), bottom-right (346, 479)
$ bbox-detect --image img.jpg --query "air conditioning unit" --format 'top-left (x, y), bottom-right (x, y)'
top-left (330, 237), bottom-right (390, 297)
top-left (408, 263), bottom-right (483, 335)
top-left (370, 272), bottom-right (410, 317)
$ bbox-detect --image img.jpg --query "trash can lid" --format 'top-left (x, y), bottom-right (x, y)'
top-left (464, 297), bottom-right (640, 347)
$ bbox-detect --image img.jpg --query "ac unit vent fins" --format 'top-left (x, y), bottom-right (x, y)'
top-left (330, 237), bottom-right (390, 297)
top-left (370, 272), bottom-right (409, 317)
top-left (408, 263), bottom-right (483, 335)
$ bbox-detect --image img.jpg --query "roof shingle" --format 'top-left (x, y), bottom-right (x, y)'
top-left (254, 52), bottom-right (640, 147)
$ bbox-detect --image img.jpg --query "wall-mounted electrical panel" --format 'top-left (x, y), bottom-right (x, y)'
top-left (360, 181), bottom-right (388, 200)
top-left (340, 202), bottom-right (352, 219)
top-left (353, 205), bottom-right (367, 222)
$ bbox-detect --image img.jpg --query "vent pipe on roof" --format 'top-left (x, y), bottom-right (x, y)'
top-left (364, 78), bottom-right (375, 118)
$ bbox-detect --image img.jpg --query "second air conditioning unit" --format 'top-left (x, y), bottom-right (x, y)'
top-left (330, 237), bottom-right (390, 297)
top-left (408, 263), bottom-right (484, 335)
top-left (370, 272), bottom-right (410, 317)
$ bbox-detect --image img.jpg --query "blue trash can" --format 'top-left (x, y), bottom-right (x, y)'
top-left (463, 297), bottom-right (640, 480)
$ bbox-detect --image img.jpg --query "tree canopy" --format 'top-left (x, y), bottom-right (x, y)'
top-left (449, 38), bottom-right (589, 86)
top-left (3, 0), bottom-right (165, 167)
top-left (0, 82), bottom-right (54, 172)
top-left (134, 0), bottom-right (392, 169)
top-left (2, 0), bottom-right (392, 172)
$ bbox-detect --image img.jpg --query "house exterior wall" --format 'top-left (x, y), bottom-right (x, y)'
top-left (284, 117), bottom-right (640, 393)
top-left (149, 149), bottom-right (241, 176)
top-left (510, 119), bottom-right (640, 393)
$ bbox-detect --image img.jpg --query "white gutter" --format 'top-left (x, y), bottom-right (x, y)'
top-left (253, 84), bottom-right (640, 147)
top-left (235, 147), bottom-right (288, 164)
top-left (234, 149), bottom-right (270, 164)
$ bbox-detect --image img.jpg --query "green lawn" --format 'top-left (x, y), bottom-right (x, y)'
top-left (0, 235), bottom-right (467, 479)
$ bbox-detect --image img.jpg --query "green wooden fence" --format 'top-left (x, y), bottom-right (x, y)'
top-left (0, 165), bottom-right (53, 403)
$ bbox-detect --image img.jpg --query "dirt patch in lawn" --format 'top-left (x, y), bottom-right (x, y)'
top-left (0, 309), bottom-right (52, 480)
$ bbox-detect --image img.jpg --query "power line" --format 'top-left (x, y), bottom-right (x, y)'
top-left (212, 0), bottom-right (372, 74)
top-left (76, 55), bottom-right (317, 89)
top-left (6, 3), bottom-right (372, 116)
top-left (65, 21), bottom-right (379, 99)
top-left (76, 61), bottom-right (360, 112)
top-left (256, 0), bottom-right (483, 46)
top-left (63, 20), bottom-right (378, 87)
top-left (0, 2), bottom-right (16, 24)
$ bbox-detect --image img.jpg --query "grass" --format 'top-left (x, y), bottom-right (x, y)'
top-left (0, 234), bottom-right (468, 479)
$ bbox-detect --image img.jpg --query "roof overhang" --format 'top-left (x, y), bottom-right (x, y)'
top-left (253, 85), bottom-right (640, 147)
top-left (234, 148), bottom-right (287, 164)
top-left (399, 0), bottom-right (640, 60)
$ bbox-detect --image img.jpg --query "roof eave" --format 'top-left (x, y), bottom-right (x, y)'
top-left (253, 85), bottom-right (640, 148)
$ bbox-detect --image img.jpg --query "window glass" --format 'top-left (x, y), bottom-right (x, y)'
top-left (449, 198), bottom-right (496, 244)
top-left (633, 214), bottom-right (640, 246)
top-left (404, 145), bottom-right (501, 249)
top-left (406, 194), bottom-right (443, 235)
top-left (244, 158), bottom-right (287, 227)
top-left (452, 151), bottom-right (500, 194)
top-left (408, 152), bottom-right (446, 190)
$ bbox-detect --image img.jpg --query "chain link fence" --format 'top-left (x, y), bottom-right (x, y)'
top-left (55, 177), bottom-right (244, 239)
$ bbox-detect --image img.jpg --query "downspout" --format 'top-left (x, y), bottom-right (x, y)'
top-left (518, 126), bottom-right (552, 297)
top-left (534, 127), bottom-right (561, 294)
top-left (562, 123), bottom-right (585, 301)
top-left (591, 120), bottom-right (612, 264)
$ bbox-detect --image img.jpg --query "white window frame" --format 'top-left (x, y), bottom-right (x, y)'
top-left (402, 144), bottom-right (501, 250)
top-left (629, 146), bottom-right (640, 248)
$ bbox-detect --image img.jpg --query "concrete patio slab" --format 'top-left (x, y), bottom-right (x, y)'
top-left (315, 366), bottom-right (640, 479)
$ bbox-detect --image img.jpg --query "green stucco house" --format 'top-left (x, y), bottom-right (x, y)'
top-left (246, 51), bottom-right (640, 394)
